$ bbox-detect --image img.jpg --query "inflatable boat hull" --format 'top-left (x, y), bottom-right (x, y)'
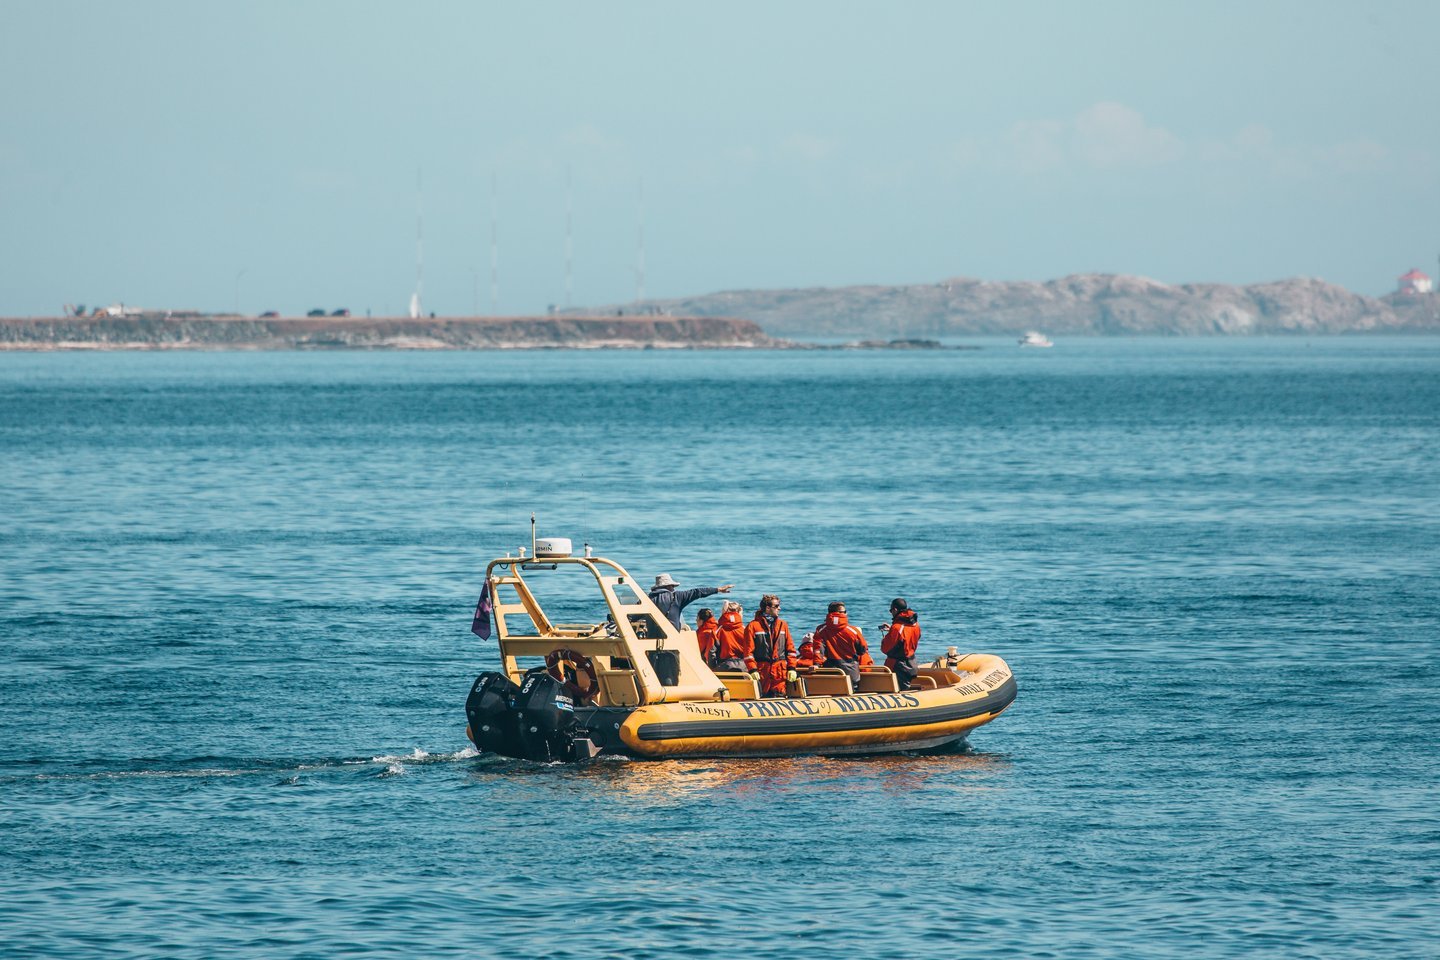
top-left (616, 673), bottom-right (1017, 759)
top-left (467, 655), bottom-right (1016, 761)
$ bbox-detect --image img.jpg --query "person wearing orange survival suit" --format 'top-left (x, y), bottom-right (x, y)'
top-left (711, 601), bottom-right (757, 677)
top-left (880, 598), bottom-right (922, 690)
top-left (746, 594), bottom-right (797, 698)
top-left (695, 608), bottom-right (719, 665)
top-left (814, 601), bottom-right (868, 690)
top-left (796, 632), bottom-right (826, 670)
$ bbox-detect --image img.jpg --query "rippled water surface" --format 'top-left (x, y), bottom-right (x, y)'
top-left (2, 339), bottom-right (1438, 958)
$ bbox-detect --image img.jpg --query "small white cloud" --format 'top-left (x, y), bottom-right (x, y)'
top-left (778, 133), bottom-right (837, 164)
top-left (1200, 124), bottom-right (1392, 179)
top-left (1072, 101), bottom-right (1183, 169)
top-left (945, 103), bottom-right (1181, 176)
top-left (939, 106), bottom-right (1398, 185)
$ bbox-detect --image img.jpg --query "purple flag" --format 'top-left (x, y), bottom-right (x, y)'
top-left (470, 581), bottom-right (493, 640)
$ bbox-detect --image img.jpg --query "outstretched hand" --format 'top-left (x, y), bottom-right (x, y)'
top-left (717, 584), bottom-right (734, 593)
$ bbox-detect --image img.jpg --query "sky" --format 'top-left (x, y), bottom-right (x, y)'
top-left (1, 0), bottom-right (1437, 316)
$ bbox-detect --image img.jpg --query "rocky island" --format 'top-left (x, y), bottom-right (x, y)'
top-left (594, 274), bottom-right (1440, 337)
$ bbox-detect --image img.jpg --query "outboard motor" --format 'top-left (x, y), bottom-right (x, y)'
top-left (465, 672), bottom-right (523, 757)
top-left (511, 669), bottom-right (583, 762)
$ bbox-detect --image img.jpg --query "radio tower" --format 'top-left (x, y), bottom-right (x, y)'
top-left (636, 179), bottom-right (646, 304)
top-left (490, 171), bottom-right (499, 316)
top-left (564, 165), bottom-right (574, 310)
top-left (410, 168), bottom-right (424, 319)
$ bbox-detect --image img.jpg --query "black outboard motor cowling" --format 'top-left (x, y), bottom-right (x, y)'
top-left (512, 669), bottom-right (583, 762)
top-left (465, 672), bottom-right (522, 756)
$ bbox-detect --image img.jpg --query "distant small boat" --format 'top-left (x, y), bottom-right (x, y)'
top-left (1018, 331), bottom-right (1053, 348)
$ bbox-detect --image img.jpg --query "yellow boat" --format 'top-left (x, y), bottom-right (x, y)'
top-left (464, 536), bottom-right (1016, 761)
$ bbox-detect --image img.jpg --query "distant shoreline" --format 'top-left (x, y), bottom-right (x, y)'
top-left (0, 315), bottom-right (983, 352)
top-left (0, 314), bottom-right (782, 351)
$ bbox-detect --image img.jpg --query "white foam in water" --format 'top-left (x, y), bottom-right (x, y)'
top-left (368, 748), bottom-right (429, 764)
top-left (365, 746), bottom-right (479, 765)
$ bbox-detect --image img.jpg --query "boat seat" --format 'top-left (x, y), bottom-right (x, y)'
top-left (856, 668), bottom-right (900, 694)
top-left (714, 671), bottom-right (761, 701)
top-left (597, 669), bottom-right (642, 707)
top-left (908, 675), bottom-right (938, 691)
top-left (801, 669), bottom-right (853, 697)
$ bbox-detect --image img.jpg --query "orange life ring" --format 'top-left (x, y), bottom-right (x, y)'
top-left (545, 648), bottom-right (599, 705)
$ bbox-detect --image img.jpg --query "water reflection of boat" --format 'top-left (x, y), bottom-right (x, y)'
top-left (472, 751), bottom-right (1013, 798)
top-left (1018, 330), bottom-right (1053, 347)
top-left (464, 535), bottom-right (1017, 762)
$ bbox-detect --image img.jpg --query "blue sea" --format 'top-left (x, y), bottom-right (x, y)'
top-left (2, 338), bottom-right (1437, 958)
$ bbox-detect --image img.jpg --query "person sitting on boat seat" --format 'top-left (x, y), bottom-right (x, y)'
top-left (695, 608), bottom-right (719, 665)
top-left (814, 602), bottom-right (868, 690)
top-left (746, 594), bottom-right (797, 698)
top-left (880, 598), bottom-right (922, 691)
top-left (796, 632), bottom-right (826, 671)
top-left (711, 601), bottom-right (757, 679)
top-left (648, 574), bottom-right (734, 630)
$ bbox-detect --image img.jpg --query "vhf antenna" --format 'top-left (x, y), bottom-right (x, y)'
top-left (636, 178), bottom-right (646, 304)
top-left (490, 170), bottom-right (499, 315)
top-left (564, 165), bottom-right (573, 310)
top-left (412, 167), bottom-right (424, 318)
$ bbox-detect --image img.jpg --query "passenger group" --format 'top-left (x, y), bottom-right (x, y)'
top-left (648, 573), bottom-right (935, 697)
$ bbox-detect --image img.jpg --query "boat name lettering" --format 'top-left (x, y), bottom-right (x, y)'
top-left (981, 669), bottom-right (1009, 688)
top-left (832, 692), bottom-right (922, 714)
top-left (680, 703), bottom-right (731, 718)
top-left (956, 683), bottom-right (986, 695)
top-left (738, 699), bottom-right (823, 718)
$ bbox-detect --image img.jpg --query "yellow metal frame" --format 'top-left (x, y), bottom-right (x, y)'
top-left (485, 554), bottom-right (725, 706)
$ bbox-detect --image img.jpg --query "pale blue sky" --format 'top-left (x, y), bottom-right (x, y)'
top-left (2, 0), bottom-right (1436, 316)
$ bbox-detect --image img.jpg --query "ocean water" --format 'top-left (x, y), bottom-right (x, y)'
top-left (1, 338), bottom-right (1437, 958)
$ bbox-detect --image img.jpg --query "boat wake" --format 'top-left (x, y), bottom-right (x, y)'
top-left (5, 746), bottom-right (483, 784)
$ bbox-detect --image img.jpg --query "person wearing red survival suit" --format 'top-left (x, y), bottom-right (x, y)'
top-left (814, 601), bottom-right (868, 690)
top-left (880, 598), bottom-right (922, 690)
top-left (695, 607), bottom-right (719, 665)
top-left (711, 602), bottom-right (757, 679)
top-left (746, 594), bottom-right (797, 698)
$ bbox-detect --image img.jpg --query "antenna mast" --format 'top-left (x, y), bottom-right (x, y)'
top-left (564, 165), bottom-right (573, 310)
top-left (636, 179), bottom-right (646, 304)
top-left (411, 167), bottom-right (424, 319)
top-left (490, 171), bottom-right (499, 316)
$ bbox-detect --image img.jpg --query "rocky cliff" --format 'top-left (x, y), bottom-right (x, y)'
top-left (597, 276), bottom-right (1440, 337)
top-left (0, 315), bottom-right (782, 350)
